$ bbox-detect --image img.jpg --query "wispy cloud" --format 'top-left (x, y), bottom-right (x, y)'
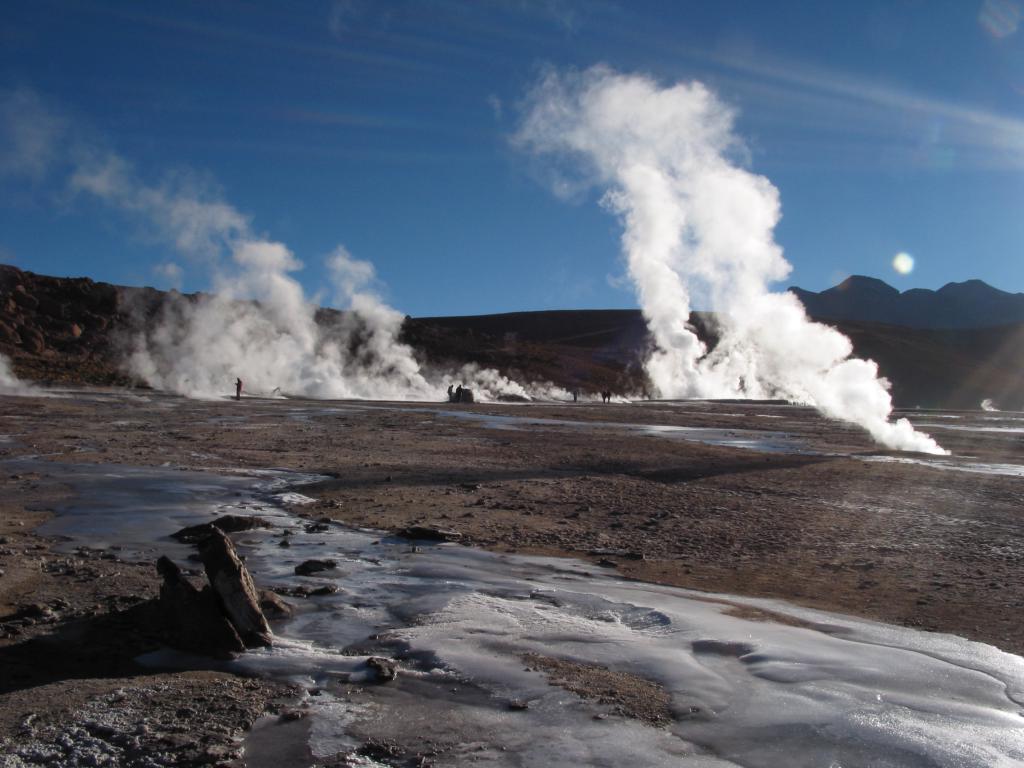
top-left (487, 94), bottom-right (504, 121)
top-left (696, 49), bottom-right (1024, 170)
top-left (0, 87), bottom-right (66, 180)
top-left (68, 150), bottom-right (249, 261)
top-left (0, 87), bottom-right (251, 267)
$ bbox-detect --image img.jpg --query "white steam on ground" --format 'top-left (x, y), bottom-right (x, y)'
top-left (124, 237), bottom-right (555, 401)
top-left (981, 398), bottom-right (999, 412)
top-left (516, 66), bottom-right (946, 454)
top-left (0, 353), bottom-right (39, 396)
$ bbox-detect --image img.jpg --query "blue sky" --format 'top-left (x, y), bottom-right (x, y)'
top-left (2, 0), bottom-right (1024, 315)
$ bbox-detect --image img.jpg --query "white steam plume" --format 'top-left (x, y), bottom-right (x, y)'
top-left (516, 66), bottom-right (945, 454)
top-left (0, 353), bottom-right (40, 396)
top-left (126, 237), bottom-right (565, 401)
top-left (63, 132), bottom-right (561, 401)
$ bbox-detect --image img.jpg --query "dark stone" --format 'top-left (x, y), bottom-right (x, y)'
top-left (398, 525), bottom-right (463, 543)
top-left (365, 656), bottom-right (398, 682)
top-left (294, 559), bottom-right (337, 576)
top-left (588, 548), bottom-right (644, 560)
top-left (198, 531), bottom-right (273, 648)
top-left (171, 515), bottom-right (270, 544)
top-left (155, 556), bottom-right (245, 658)
top-left (258, 589), bottom-right (294, 620)
top-left (309, 585), bottom-right (339, 596)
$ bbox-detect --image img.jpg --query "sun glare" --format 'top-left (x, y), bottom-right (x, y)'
top-left (892, 251), bottom-right (915, 275)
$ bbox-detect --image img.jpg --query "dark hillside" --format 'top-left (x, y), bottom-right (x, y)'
top-left (1, 264), bottom-right (1021, 408)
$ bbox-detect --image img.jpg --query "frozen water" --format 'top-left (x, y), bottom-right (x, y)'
top-left (17, 459), bottom-right (1024, 767)
top-left (913, 423), bottom-right (1024, 434)
top-left (282, 403), bottom-right (813, 454)
top-left (864, 455), bottom-right (1024, 478)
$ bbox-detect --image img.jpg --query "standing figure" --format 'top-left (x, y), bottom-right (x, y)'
top-left (447, 384), bottom-right (454, 402)
top-left (235, 378), bottom-right (243, 401)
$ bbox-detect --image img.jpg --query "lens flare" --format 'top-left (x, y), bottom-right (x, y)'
top-left (892, 252), bottom-right (915, 275)
top-left (980, 0), bottom-right (1021, 38)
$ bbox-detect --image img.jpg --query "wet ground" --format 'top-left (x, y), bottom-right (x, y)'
top-left (1, 389), bottom-right (1023, 765)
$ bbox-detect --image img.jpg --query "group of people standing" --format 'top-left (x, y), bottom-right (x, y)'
top-left (446, 384), bottom-right (473, 403)
top-left (573, 389), bottom-right (615, 403)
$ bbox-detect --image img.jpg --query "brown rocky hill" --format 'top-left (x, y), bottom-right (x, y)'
top-left (1, 264), bottom-right (1022, 409)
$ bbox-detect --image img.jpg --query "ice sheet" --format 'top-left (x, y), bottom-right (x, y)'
top-left (19, 459), bottom-right (1024, 767)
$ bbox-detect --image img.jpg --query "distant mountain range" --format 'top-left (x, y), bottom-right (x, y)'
top-left (789, 276), bottom-right (1024, 329)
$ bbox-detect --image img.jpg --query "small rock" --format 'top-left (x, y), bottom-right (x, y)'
top-left (258, 590), bottom-right (294, 620)
top-left (309, 585), bottom-right (339, 596)
top-left (172, 515), bottom-right (269, 544)
top-left (508, 699), bottom-right (529, 711)
top-left (365, 656), bottom-right (398, 682)
top-left (295, 559), bottom-right (337, 576)
top-left (398, 525), bottom-right (462, 543)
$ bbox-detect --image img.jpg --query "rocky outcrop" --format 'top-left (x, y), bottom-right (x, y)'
top-left (155, 522), bottom-right (277, 657)
top-left (198, 530), bottom-right (273, 648)
top-left (0, 264), bottom-right (134, 386)
top-left (155, 556), bottom-right (246, 658)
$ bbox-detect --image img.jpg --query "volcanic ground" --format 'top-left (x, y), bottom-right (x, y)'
top-left (1, 388), bottom-right (1023, 764)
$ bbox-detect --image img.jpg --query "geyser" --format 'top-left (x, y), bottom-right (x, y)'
top-left (63, 136), bottom-right (563, 402)
top-left (516, 66), bottom-right (945, 455)
top-left (0, 353), bottom-right (37, 396)
top-left (127, 241), bottom-right (562, 401)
